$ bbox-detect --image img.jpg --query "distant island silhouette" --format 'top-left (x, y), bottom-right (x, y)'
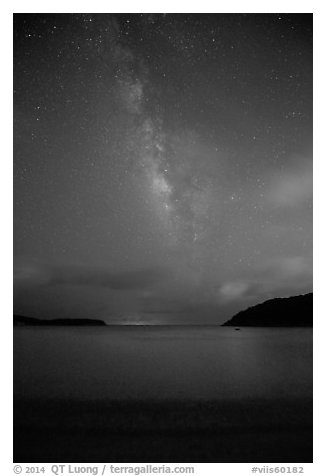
top-left (222, 293), bottom-right (312, 327)
top-left (13, 315), bottom-right (106, 326)
top-left (14, 293), bottom-right (313, 327)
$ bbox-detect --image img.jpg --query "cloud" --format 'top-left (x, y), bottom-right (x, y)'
top-left (266, 157), bottom-right (312, 208)
top-left (218, 281), bottom-right (250, 302)
top-left (14, 262), bottom-right (169, 291)
top-left (216, 253), bottom-right (312, 306)
top-left (255, 255), bottom-right (312, 284)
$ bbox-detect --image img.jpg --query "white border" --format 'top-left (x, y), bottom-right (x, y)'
top-left (4, 2), bottom-right (322, 474)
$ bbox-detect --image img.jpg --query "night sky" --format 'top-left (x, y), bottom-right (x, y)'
top-left (13, 13), bottom-right (313, 324)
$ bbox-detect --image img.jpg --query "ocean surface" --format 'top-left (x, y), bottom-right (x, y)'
top-left (14, 326), bottom-right (313, 462)
top-left (14, 326), bottom-right (312, 401)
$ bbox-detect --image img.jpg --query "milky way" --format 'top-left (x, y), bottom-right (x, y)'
top-left (14, 14), bottom-right (312, 323)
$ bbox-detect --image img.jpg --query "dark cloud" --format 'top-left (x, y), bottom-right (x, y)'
top-left (14, 261), bottom-right (169, 291)
top-left (266, 156), bottom-right (312, 208)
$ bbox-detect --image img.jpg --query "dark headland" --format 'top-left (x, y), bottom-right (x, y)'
top-left (13, 315), bottom-right (106, 326)
top-left (222, 293), bottom-right (313, 327)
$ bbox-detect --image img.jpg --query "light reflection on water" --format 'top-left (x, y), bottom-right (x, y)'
top-left (14, 326), bottom-right (312, 401)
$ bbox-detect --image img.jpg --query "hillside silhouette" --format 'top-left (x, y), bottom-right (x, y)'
top-left (13, 315), bottom-right (106, 326)
top-left (222, 293), bottom-right (312, 327)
